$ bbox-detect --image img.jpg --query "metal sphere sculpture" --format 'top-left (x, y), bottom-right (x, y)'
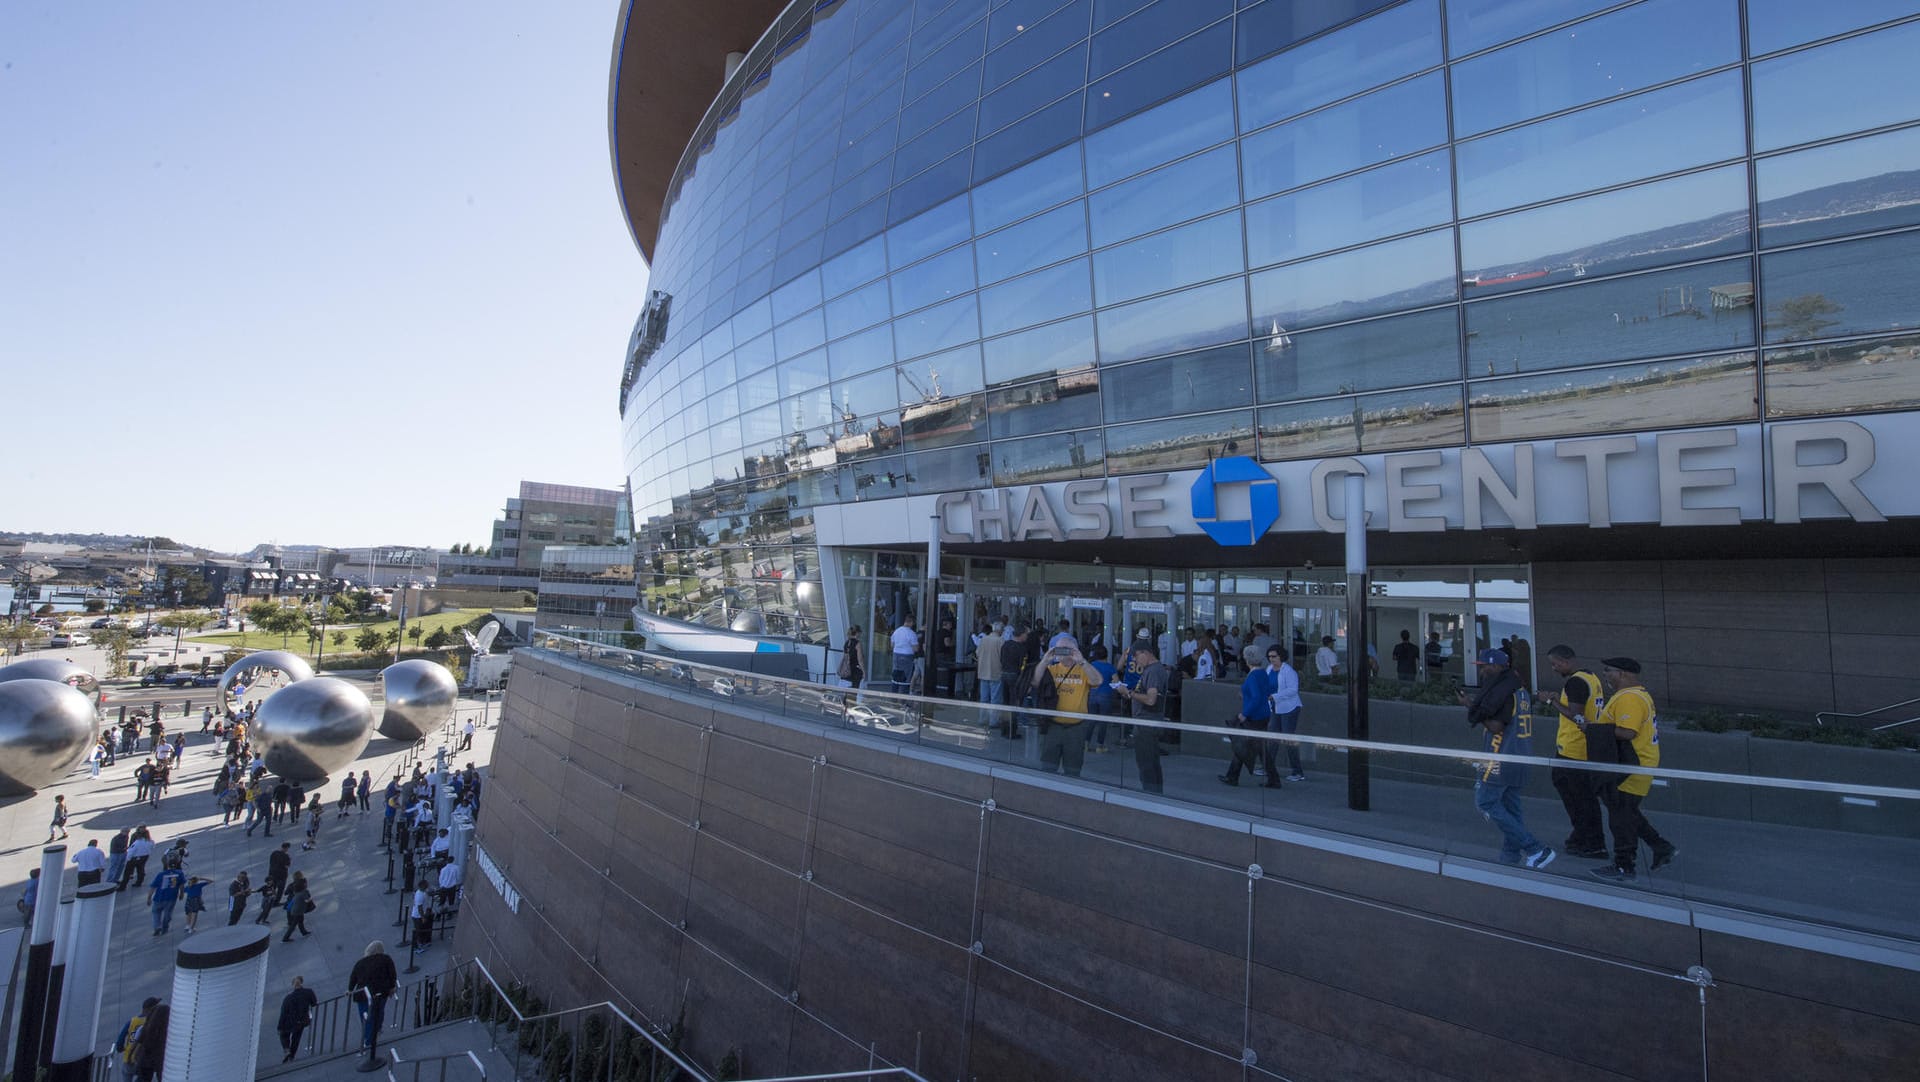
top-left (250, 677), bottom-right (374, 781)
top-left (378, 660), bottom-right (457, 741)
top-left (0, 679), bottom-right (99, 796)
top-left (0, 658), bottom-right (99, 699)
top-left (217, 650), bottom-right (315, 712)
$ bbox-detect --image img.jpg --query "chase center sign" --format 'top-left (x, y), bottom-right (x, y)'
top-left (903, 418), bottom-right (1904, 548)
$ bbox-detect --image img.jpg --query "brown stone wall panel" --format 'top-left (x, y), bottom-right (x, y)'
top-left (967, 959), bottom-right (1244, 1082)
top-left (816, 766), bottom-right (984, 858)
top-left (554, 764), bottom-right (621, 850)
top-left (575, 687), bottom-right (627, 740)
top-left (979, 876), bottom-right (1245, 1054)
top-left (1701, 929), bottom-right (1920, 1021)
top-left (1245, 962), bottom-right (1640, 1082)
top-left (590, 899), bottom-right (687, 1025)
top-left (1832, 673), bottom-right (1920, 716)
top-left (1663, 662), bottom-right (1835, 714)
top-left (807, 818), bottom-right (977, 944)
top-left (791, 886), bottom-right (970, 1079)
top-left (1533, 562), bottom-right (1666, 592)
top-left (513, 769), bottom-right (565, 832)
top-left (710, 707), bottom-right (829, 760)
top-left (983, 811), bottom-right (1249, 956)
top-left (545, 861), bottom-right (610, 961)
top-left (1819, 557), bottom-right (1920, 593)
top-left (824, 743), bottom-right (996, 803)
top-left (1663, 626), bottom-right (1824, 676)
top-left (705, 732), bottom-right (817, 814)
top-left (1660, 559), bottom-right (1826, 593)
top-left (685, 833), bottom-right (805, 987)
top-left (1532, 590), bottom-right (1671, 630)
top-left (608, 797), bottom-right (694, 923)
top-left (623, 702), bottom-right (707, 760)
top-left (1661, 588), bottom-right (1830, 633)
top-left (673, 933), bottom-right (796, 1072)
top-left (1827, 631), bottom-right (1920, 680)
top-left (1706, 979), bottom-right (1920, 1081)
top-left (1249, 885), bottom-right (1697, 1077)
top-left (631, 686), bottom-right (713, 732)
top-left (988, 776), bottom-right (1257, 869)
top-left (615, 749), bottom-right (702, 825)
top-left (696, 773), bottom-right (811, 873)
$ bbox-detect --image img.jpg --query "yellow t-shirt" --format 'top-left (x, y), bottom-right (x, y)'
top-left (1598, 686), bottom-right (1660, 796)
top-left (1043, 662), bottom-right (1093, 720)
top-left (1555, 671), bottom-right (1603, 760)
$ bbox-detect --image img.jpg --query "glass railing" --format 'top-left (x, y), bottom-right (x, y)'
top-left (529, 630), bottom-right (1920, 944)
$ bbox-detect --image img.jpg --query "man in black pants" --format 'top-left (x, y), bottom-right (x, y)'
top-left (1115, 643), bottom-right (1171, 794)
top-left (1543, 645), bottom-right (1609, 859)
top-left (997, 627), bottom-right (1029, 739)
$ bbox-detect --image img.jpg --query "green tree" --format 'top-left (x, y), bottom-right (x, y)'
top-left (383, 628), bottom-right (401, 660)
top-left (1768, 293), bottom-right (1844, 343)
top-left (0, 622), bottom-right (41, 658)
top-left (353, 626), bottom-right (385, 654)
top-left (245, 600), bottom-right (279, 627)
top-left (84, 599), bottom-right (106, 613)
top-left (92, 627), bottom-right (134, 677)
top-left (331, 630), bottom-right (348, 647)
top-left (407, 625), bottom-right (424, 648)
top-left (261, 606), bottom-right (308, 650)
top-left (424, 627), bottom-right (452, 650)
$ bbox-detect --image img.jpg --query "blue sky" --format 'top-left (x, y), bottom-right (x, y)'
top-left (0, 2), bottom-right (647, 553)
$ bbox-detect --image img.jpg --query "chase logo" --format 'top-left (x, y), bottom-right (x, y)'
top-left (1190, 456), bottom-right (1279, 546)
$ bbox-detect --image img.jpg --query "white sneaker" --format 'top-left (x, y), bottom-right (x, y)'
top-left (1525, 847), bottom-right (1558, 870)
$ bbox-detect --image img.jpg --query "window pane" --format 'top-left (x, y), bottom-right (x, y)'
top-left (1445, 0), bottom-right (1614, 58)
top-left (1257, 385), bottom-right (1465, 461)
top-left (1467, 257), bottom-right (1756, 374)
top-left (1094, 211), bottom-right (1244, 307)
top-left (1089, 0), bottom-right (1232, 81)
top-left (1103, 343), bottom-right (1253, 422)
top-left (1245, 150), bottom-right (1451, 268)
top-left (887, 195), bottom-right (972, 270)
top-left (779, 347), bottom-right (832, 398)
top-left (1469, 352), bottom-right (1757, 441)
top-left (826, 279), bottom-right (893, 339)
top-left (895, 293), bottom-right (981, 360)
top-left (774, 308), bottom-right (827, 359)
top-left (828, 323), bottom-right (896, 381)
top-left (900, 342), bottom-right (986, 399)
top-left (979, 43), bottom-right (1085, 136)
top-left (972, 93), bottom-right (1085, 182)
top-left (1104, 410), bottom-right (1254, 472)
top-left (1251, 228), bottom-right (1455, 334)
top-left (734, 329), bottom-right (776, 376)
top-left (907, 444), bottom-right (992, 494)
top-left (984, 0), bottom-right (1091, 91)
top-left (988, 369), bottom-right (1104, 437)
top-left (1085, 78), bottom-right (1235, 190)
top-left (1455, 72), bottom-right (1746, 218)
top-left (1747, 0), bottom-right (1917, 56)
top-left (1763, 332), bottom-right (1920, 418)
top-left (894, 103), bottom-right (979, 182)
top-left (976, 201), bottom-right (1088, 286)
top-left (890, 246), bottom-right (977, 314)
top-left (1088, 143), bottom-right (1238, 248)
top-left (1762, 231), bottom-right (1920, 344)
top-left (1460, 166), bottom-right (1751, 294)
top-left (1752, 22), bottom-right (1920, 152)
top-left (1451, 0), bottom-right (1740, 137)
top-left (992, 429), bottom-right (1107, 484)
top-left (980, 257), bottom-right (1093, 336)
top-left (771, 270), bottom-right (823, 323)
top-left (972, 144), bottom-right (1085, 233)
top-left (983, 315), bottom-right (1096, 385)
top-left (1758, 127), bottom-right (1920, 249)
top-left (1240, 72), bottom-right (1446, 201)
top-left (822, 234), bottom-right (887, 298)
top-left (1236, 0), bottom-right (1440, 132)
top-left (1236, 0), bottom-right (1401, 67)
top-left (899, 63), bottom-right (980, 144)
top-left (1085, 20), bottom-right (1232, 131)
top-left (888, 151), bottom-right (973, 224)
top-left (1096, 277), bottom-right (1248, 365)
top-left (1255, 307), bottom-right (1460, 401)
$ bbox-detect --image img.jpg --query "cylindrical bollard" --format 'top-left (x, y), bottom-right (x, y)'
top-left (449, 822), bottom-right (472, 877)
top-left (40, 897), bottom-right (75, 1070)
top-left (12, 845), bottom-right (66, 1080)
top-left (48, 883), bottom-right (119, 1081)
top-left (432, 771), bottom-right (452, 830)
top-left (164, 925), bottom-right (272, 1081)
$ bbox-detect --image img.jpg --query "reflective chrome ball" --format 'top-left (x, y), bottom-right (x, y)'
top-left (0, 679), bottom-right (99, 796)
top-left (217, 650), bottom-right (315, 712)
top-left (378, 660), bottom-right (458, 741)
top-left (0, 658), bottom-right (99, 699)
top-left (251, 677), bottom-right (373, 781)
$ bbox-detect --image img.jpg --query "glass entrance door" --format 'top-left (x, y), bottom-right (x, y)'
top-left (1423, 610), bottom-right (1468, 686)
top-left (1068, 599), bottom-right (1110, 655)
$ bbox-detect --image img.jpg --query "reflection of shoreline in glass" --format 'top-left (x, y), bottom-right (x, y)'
top-left (1103, 411), bottom-right (1254, 474)
top-left (1468, 352), bottom-right (1757, 441)
top-left (1764, 333), bottom-right (1920, 418)
top-left (1257, 387), bottom-right (1466, 462)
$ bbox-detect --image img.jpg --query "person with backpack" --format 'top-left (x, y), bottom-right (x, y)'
top-left (282, 873), bottom-right (314, 940)
top-left (1219, 645), bottom-right (1278, 788)
top-left (1460, 649), bottom-right (1556, 871)
top-left (114, 997), bottom-right (159, 1082)
top-left (1031, 645), bottom-right (1096, 777)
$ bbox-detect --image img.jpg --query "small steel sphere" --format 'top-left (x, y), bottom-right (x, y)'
top-left (251, 677), bottom-right (373, 781)
top-left (0, 679), bottom-right (99, 796)
top-left (217, 650), bottom-right (315, 711)
top-left (378, 660), bottom-right (458, 741)
top-left (0, 659), bottom-right (99, 700)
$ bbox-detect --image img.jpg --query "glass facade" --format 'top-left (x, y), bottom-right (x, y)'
top-left (621, 0), bottom-right (1920, 641)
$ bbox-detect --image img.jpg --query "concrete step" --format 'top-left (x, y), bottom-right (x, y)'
top-left (259, 1018), bottom-right (515, 1081)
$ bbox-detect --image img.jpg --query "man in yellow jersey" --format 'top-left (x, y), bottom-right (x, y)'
top-left (1032, 645), bottom-right (1096, 777)
top-left (1542, 645), bottom-right (1608, 859)
top-left (1589, 657), bottom-right (1677, 883)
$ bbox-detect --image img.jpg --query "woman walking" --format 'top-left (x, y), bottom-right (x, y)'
top-left (302, 796), bottom-right (323, 851)
top-left (47, 795), bottom-right (69, 842)
top-left (130, 1003), bottom-right (169, 1082)
top-left (357, 770), bottom-right (373, 813)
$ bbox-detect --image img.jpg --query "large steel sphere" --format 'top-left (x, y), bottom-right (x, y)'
top-left (378, 659), bottom-right (457, 741)
top-left (251, 677), bottom-right (373, 781)
top-left (217, 650), bottom-right (315, 711)
top-left (0, 679), bottom-right (99, 796)
top-left (0, 658), bottom-right (99, 699)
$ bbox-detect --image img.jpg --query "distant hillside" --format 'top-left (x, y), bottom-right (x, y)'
top-left (0, 531), bottom-right (206, 553)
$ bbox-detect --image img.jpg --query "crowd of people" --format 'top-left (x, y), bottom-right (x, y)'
top-left (23, 698), bottom-right (485, 1076)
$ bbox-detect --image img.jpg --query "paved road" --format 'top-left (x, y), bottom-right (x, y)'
top-left (0, 686), bottom-right (502, 1074)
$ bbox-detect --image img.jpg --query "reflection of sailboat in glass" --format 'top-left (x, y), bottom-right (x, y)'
top-left (1264, 320), bottom-right (1293, 352)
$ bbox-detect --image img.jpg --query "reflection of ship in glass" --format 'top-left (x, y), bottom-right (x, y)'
top-left (899, 366), bottom-right (979, 444)
top-left (1463, 269), bottom-right (1550, 288)
top-left (832, 391), bottom-right (902, 457)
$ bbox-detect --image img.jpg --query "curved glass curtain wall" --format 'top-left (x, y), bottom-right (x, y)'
top-left (622, 0), bottom-right (1920, 640)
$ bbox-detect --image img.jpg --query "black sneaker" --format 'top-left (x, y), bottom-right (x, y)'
top-left (1650, 843), bottom-right (1678, 871)
top-left (1216, 774), bottom-right (1238, 787)
top-left (1589, 865), bottom-right (1636, 883)
top-left (1567, 846), bottom-right (1610, 860)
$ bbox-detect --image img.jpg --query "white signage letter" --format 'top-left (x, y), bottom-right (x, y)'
top-left (1555, 435), bottom-right (1637, 528)
top-left (934, 492), bottom-right (970, 543)
top-left (1117, 475), bottom-right (1175, 538)
top-left (1384, 451), bottom-right (1446, 532)
top-left (1310, 458), bottom-right (1369, 533)
top-left (971, 489), bottom-right (1012, 542)
top-left (1015, 487), bottom-right (1066, 542)
top-left (1657, 429), bottom-right (1742, 526)
top-left (1771, 420), bottom-right (1884, 524)
top-left (1462, 446), bottom-right (1537, 530)
top-left (1062, 480), bottom-right (1113, 540)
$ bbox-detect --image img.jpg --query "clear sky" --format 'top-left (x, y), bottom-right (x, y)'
top-left (0, 2), bottom-right (647, 553)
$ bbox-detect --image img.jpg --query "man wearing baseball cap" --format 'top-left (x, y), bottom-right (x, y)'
top-left (1589, 657), bottom-right (1676, 882)
top-left (1458, 648), bottom-right (1556, 871)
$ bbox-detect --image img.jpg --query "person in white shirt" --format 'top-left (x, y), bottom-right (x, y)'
top-left (1266, 650), bottom-right (1307, 782)
top-left (1180, 630), bottom-right (1198, 659)
top-left (435, 860), bottom-right (463, 906)
top-left (976, 622), bottom-right (1006, 704)
top-left (889, 617), bottom-right (920, 692)
top-left (1194, 646), bottom-right (1216, 681)
top-left (1314, 636), bottom-right (1339, 677)
top-left (71, 839), bottom-right (109, 886)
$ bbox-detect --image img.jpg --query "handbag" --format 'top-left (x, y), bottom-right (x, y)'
top-left (836, 652), bottom-right (852, 680)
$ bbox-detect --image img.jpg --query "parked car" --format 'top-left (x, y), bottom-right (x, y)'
top-left (138, 666), bottom-right (181, 686)
top-left (89, 617), bottom-right (113, 629)
top-left (163, 672), bottom-right (217, 688)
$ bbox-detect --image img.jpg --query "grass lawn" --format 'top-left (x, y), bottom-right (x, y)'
top-left (193, 609), bottom-right (503, 660)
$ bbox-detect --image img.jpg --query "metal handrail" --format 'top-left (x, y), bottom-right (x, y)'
top-left (464, 956), bottom-right (708, 1081)
top-left (387, 1045), bottom-right (486, 1082)
top-left (532, 630), bottom-right (1920, 802)
top-left (1817, 695), bottom-right (1920, 731)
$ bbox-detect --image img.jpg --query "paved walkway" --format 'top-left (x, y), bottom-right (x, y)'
top-left (0, 673), bottom-right (501, 1076)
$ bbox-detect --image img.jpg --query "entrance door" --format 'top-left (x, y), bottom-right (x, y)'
top-left (1119, 598), bottom-right (1177, 659)
top-left (1423, 610), bottom-right (1467, 685)
top-left (1068, 600), bottom-right (1110, 656)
